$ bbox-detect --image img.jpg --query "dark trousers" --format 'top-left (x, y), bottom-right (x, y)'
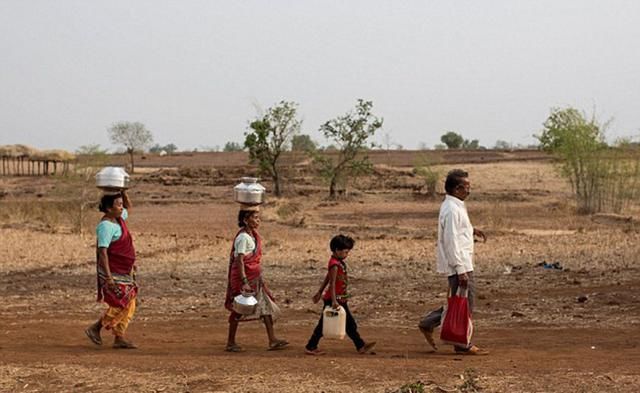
top-left (418, 272), bottom-right (475, 349)
top-left (306, 300), bottom-right (365, 351)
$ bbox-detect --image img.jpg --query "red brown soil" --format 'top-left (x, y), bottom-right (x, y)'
top-left (2, 269), bottom-right (639, 392)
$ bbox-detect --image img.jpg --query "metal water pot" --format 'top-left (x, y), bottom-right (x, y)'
top-left (96, 167), bottom-right (130, 190)
top-left (233, 177), bottom-right (265, 205)
top-left (232, 293), bottom-right (258, 315)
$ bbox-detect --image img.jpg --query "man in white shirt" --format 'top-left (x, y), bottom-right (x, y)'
top-left (418, 169), bottom-right (488, 355)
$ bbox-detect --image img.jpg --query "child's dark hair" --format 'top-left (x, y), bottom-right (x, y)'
top-left (238, 210), bottom-right (257, 228)
top-left (98, 194), bottom-right (122, 213)
top-left (330, 234), bottom-right (355, 252)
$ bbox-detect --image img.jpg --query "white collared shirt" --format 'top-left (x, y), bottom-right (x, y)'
top-left (436, 194), bottom-right (474, 275)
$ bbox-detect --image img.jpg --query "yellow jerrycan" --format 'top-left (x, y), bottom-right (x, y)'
top-left (322, 306), bottom-right (346, 339)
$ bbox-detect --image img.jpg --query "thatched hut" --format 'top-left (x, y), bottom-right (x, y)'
top-left (0, 144), bottom-right (76, 176)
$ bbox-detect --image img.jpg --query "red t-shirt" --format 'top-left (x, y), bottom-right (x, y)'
top-left (322, 257), bottom-right (349, 303)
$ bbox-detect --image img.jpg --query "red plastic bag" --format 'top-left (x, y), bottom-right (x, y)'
top-left (440, 288), bottom-right (473, 347)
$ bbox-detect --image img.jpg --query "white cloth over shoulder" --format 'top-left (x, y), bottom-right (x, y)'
top-left (234, 232), bottom-right (256, 257)
top-left (436, 195), bottom-right (474, 275)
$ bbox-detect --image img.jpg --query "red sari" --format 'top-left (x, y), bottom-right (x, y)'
top-left (96, 216), bottom-right (138, 308)
top-left (224, 229), bottom-right (274, 321)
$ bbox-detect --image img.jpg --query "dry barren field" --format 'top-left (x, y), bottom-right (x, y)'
top-left (1, 155), bottom-right (639, 393)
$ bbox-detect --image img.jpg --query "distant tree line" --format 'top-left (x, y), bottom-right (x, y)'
top-left (149, 143), bottom-right (178, 154)
top-left (87, 103), bottom-right (639, 211)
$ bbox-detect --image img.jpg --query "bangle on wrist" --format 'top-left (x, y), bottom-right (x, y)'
top-left (242, 277), bottom-right (249, 284)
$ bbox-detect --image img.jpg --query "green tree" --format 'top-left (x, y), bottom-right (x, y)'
top-left (291, 134), bottom-right (317, 152)
top-left (244, 101), bottom-right (301, 197)
top-left (537, 108), bottom-right (603, 152)
top-left (462, 139), bottom-right (480, 149)
top-left (149, 143), bottom-right (178, 154)
top-left (108, 121), bottom-right (153, 174)
top-left (223, 141), bottom-right (244, 152)
top-left (314, 99), bottom-right (383, 198)
top-left (494, 140), bottom-right (513, 150)
top-left (440, 131), bottom-right (464, 149)
top-left (164, 143), bottom-right (178, 154)
top-left (536, 107), bottom-right (607, 213)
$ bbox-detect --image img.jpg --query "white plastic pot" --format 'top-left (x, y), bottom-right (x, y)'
top-left (96, 167), bottom-right (130, 190)
top-left (322, 306), bottom-right (346, 340)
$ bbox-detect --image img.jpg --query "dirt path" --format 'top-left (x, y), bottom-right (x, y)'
top-left (2, 314), bottom-right (639, 392)
top-left (2, 263), bottom-right (640, 392)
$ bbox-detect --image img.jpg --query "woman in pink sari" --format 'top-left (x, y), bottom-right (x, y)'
top-left (85, 191), bottom-right (138, 349)
top-left (224, 207), bottom-right (288, 352)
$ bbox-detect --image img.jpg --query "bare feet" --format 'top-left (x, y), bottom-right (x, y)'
top-left (420, 328), bottom-right (438, 351)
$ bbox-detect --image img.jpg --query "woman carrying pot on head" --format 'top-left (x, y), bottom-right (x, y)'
top-left (85, 190), bottom-right (138, 349)
top-left (224, 206), bottom-right (288, 352)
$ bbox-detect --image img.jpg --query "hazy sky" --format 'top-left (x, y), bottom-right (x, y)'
top-left (1, 0), bottom-right (639, 152)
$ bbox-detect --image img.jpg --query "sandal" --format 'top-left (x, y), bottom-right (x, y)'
top-left (113, 339), bottom-right (138, 349)
top-left (225, 344), bottom-right (244, 353)
top-left (268, 339), bottom-right (289, 351)
top-left (84, 327), bottom-right (102, 346)
top-left (304, 348), bottom-right (325, 356)
top-left (357, 341), bottom-right (377, 354)
top-left (455, 345), bottom-right (489, 356)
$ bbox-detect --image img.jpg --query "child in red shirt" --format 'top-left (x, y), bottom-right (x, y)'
top-left (304, 234), bottom-right (376, 355)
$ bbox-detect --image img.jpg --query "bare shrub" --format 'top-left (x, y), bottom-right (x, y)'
top-left (413, 155), bottom-right (443, 197)
top-left (597, 143), bottom-right (640, 213)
